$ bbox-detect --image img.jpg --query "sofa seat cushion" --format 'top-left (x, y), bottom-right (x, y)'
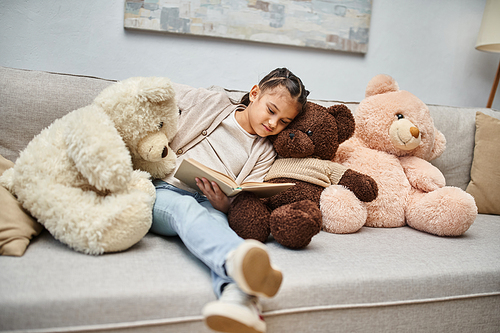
top-left (1, 217), bottom-right (499, 332)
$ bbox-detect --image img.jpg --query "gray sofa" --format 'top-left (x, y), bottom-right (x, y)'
top-left (1, 66), bottom-right (499, 333)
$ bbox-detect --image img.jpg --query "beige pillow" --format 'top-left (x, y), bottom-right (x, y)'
top-left (0, 155), bottom-right (43, 256)
top-left (466, 112), bottom-right (500, 215)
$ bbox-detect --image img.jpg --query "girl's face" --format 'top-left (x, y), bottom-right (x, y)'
top-left (240, 85), bottom-right (300, 137)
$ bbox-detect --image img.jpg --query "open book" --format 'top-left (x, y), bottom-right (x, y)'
top-left (174, 158), bottom-right (295, 198)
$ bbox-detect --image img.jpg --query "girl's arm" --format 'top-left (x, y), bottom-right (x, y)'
top-left (170, 83), bottom-right (234, 154)
top-left (195, 177), bottom-right (231, 213)
top-left (196, 141), bottom-right (276, 213)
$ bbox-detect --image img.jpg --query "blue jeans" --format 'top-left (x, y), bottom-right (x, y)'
top-left (151, 180), bottom-right (244, 297)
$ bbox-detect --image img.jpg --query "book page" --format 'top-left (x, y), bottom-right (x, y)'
top-left (184, 159), bottom-right (237, 187)
top-left (240, 182), bottom-right (295, 198)
top-left (174, 158), bottom-right (239, 196)
top-left (174, 158), bottom-right (295, 198)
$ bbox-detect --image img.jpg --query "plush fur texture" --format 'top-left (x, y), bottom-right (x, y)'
top-left (321, 74), bottom-right (477, 236)
top-left (228, 102), bottom-right (378, 249)
top-left (0, 77), bottom-right (178, 254)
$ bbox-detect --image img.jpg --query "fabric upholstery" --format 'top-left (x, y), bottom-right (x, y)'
top-left (0, 69), bottom-right (499, 333)
top-left (466, 112), bottom-right (500, 214)
top-left (1, 218), bottom-right (499, 332)
top-left (212, 86), bottom-right (500, 191)
top-left (0, 155), bottom-right (43, 256)
top-left (0, 67), bottom-right (115, 162)
top-left (429, 106), bottom-right (500, 190)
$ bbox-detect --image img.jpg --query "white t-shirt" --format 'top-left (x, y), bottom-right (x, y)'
top-left (164, 109), bottom-right (275, 193)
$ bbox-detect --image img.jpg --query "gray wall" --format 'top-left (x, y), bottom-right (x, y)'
top-left (1, 0), bottom-right (498, 109)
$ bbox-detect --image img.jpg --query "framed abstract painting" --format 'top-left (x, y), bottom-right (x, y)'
top-left (124, 0), bottom-right (372, 53)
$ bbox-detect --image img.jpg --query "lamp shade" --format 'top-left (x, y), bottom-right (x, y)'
top-left (476, 0), bottom-right (500, 52)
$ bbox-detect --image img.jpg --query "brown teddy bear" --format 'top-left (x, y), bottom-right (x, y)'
top-left (228, 102), bottom-right (378, 249)
top-left (321, 74), bottom-right (477, 236)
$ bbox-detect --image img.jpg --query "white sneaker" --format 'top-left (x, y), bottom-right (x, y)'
top-left (225, 240), bottom-right (283, 298)
top-left (203, 284), bottom-right (266, 333)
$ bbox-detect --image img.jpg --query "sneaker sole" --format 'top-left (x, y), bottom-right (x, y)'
top-left (203, 300), bottom-right (266, 333)
top-left (238, 241), bottom-right (283, 298)
top-left (205, 315), bottom-right (264, 333)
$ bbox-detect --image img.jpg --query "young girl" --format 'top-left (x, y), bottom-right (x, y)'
top-left (150, 68), bottom-right (309, 333)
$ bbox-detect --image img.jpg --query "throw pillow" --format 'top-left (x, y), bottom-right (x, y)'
top-left (466, 112), bottom-right (500, 215)
top-left (0, 154), bottom-right (43, 256)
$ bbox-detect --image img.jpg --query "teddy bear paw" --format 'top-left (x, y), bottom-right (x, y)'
top-left (269, 200), bottom-right (322, 249)
top-left (338, 169), bottom-right (378, 202)
top-left (228, 192), bottom-right (271, 243)
top-left (406, 187), bottom-right (477, 236)
top-left (129, 170), bottom-right (156, 199)
top-left (320, 185), bottom-right (367, 234)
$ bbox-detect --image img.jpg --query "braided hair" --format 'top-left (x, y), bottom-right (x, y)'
top-left (240, 68), bottom-right (309, 114)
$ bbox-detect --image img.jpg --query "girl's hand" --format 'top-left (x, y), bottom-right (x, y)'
top-left (195, 177), bottom-right (231, 213)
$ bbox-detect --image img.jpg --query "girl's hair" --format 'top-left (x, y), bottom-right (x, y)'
top-left (240, 68), bottom-right (309, 114)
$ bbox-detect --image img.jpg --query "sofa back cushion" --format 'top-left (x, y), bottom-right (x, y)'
top-left (2, 72), bottom-right (498, 192)
top-left (212, 86), bottom-right (500, 191)
top-left (0, 67), bottom-right (115, 162)
top-left (429, 105), bottom-right (500, 190)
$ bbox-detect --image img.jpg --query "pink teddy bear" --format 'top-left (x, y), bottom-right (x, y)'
top-left (320, 74), bottom-right (477, 236)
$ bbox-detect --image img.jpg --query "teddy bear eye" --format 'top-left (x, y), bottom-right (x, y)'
top-left (396, 114), bottom-right (404, 120)
top-left (158, 122), bottom-right (164, 129)
top-left (306, 130), bottom-right (313, 136)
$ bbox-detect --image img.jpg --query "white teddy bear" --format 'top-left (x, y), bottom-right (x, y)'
top-left (0, 77), bottom-right (178, 254)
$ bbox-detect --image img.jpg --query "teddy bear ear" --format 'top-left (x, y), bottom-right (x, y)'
top-left (327, 104), bottom-right (355, 143)
top-left (135, 77), bottom-right (176, 104)
top-left (365, 74), bottom-right (399, 98)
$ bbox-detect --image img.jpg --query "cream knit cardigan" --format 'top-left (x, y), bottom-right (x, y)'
top-left (169, 83), bottom-right (274, 185)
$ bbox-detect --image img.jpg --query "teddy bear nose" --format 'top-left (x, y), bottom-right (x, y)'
top-left (410, 127), bottom-right (419, 138)
top-left (161, 147), bottom-right (168, 158)
top-left (289, 133), bottom-right (295, 139)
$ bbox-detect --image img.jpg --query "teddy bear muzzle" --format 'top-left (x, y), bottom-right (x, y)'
top-left (389, 118), bottom-right (421, 151)
top-left (274, 130), bottom-right (315, 158)
top-left (137, 131), bottom-right (170, 162)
